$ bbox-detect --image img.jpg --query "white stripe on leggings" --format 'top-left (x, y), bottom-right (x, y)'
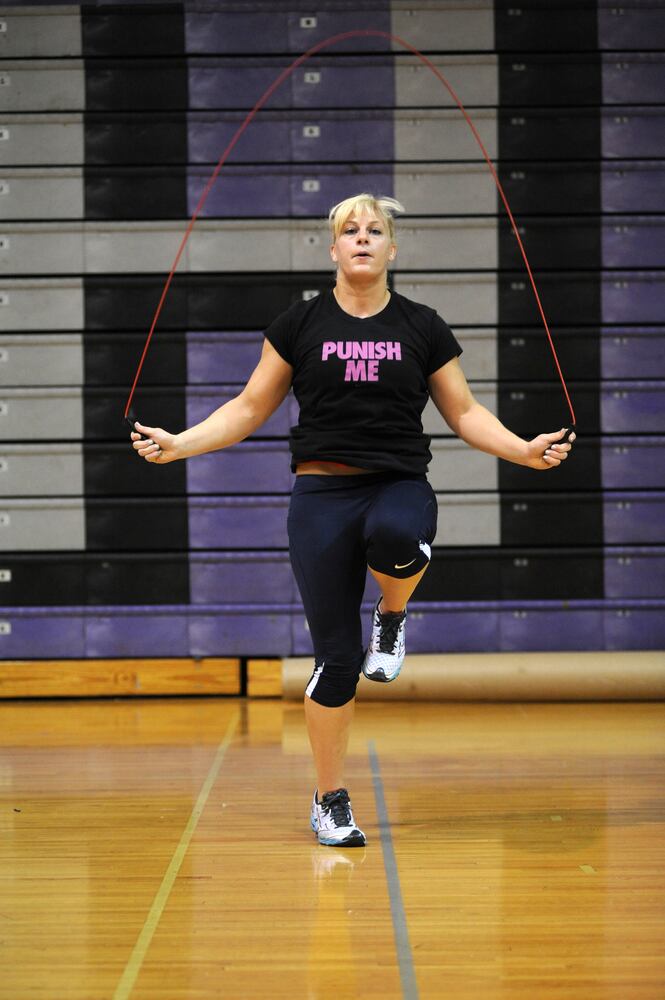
top-left (305, 661), bottom-right (325, 699)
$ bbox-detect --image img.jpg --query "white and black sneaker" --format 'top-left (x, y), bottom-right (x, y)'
top-left (310, 788), bottom-right (366, 847)
top-left (362, 599), bottom-right (407, 683)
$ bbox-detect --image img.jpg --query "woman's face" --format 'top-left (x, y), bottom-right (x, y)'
top-left (330, 210), bottom-right (396, 282)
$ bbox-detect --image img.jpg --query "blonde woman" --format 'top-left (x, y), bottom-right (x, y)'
top-left (131, 193), bottom-right (575, 847)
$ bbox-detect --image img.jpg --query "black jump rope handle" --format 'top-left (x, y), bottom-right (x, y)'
top-left (126, 414), bottom-right (146, 441)
top-left (548, 425), bottom-right (576, 454)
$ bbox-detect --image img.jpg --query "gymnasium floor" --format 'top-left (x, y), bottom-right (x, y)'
top-left (1, 696), bottom-right (664, 1000)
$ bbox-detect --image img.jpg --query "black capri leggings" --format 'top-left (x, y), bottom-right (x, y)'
top-left (287, 471), bottom-right (438, 707)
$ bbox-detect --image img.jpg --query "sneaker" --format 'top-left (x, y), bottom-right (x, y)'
top-left (310, 788), bottom-right (366, 847)
top-left (361, 599), bottom-right (407, 682)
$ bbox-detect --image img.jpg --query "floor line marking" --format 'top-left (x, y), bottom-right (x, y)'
top-left (112, 709), bottom-right (240, 1000)
top-left (368, 740), bottom-right (419, 1000)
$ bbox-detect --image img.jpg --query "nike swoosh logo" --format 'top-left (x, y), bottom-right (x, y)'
top-left (394, 558), bottom-right (417, 569)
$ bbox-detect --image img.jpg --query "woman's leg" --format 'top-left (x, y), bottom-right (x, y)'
top-left (369, 563), bottom-right (429, 614)
top-left (362, 477), bottom-right (438, 681)
top-left (287, 479), bottom-right (368, 797)
top-left (303, 695), bottom-right (355, 796)
top-left (364, 477), bottom-right (437, 603)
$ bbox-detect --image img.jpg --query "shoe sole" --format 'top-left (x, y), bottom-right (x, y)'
top-left (311, 817), bottom-right (366, 847)
top-left (361, 663), bottom-right (402, 683)
top-left (317, 830), bottom-right (366, 847)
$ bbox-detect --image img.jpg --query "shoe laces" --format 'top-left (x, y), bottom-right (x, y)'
top-left (320, 788), bottom-right (353, 827)
top-left (376, 608), bottom-right (405, 653)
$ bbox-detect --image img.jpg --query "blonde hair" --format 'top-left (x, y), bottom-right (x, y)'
top-left (328, 193), bottom-right (405, 243)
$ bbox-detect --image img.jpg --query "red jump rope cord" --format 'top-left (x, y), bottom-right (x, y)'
top-left (124, 28), bottom-right (576, 428)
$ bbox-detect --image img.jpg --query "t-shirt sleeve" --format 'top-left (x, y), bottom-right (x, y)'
top-left (263, 307), bottom-right (295, 367)
top-left (427, 312), bottom-right (463, 376)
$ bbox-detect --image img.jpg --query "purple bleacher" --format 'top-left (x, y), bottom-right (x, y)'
top-left (191, 108), bottom-right (395, 165)
top-left (0, 609), bottom-right (85, 659)
top-left (292, 601), bottom-right (501, 655)
top-left (186, 386), bottom-right (291, 437)
top-left (186, 8), bottom-right (391, 55)
top-left (601, 437), bottom-right (665, 489)
top-left (187, 332), bottom-right (261, 383)
top-left (189, 604), bottom-right (292, 657)
top-left (602, 218), bottom-right (665, 267)
top-left (188, 57), bottom-right (393, 111)
top-left (185, 9), bottom-right (290, 53)
top-left (602, 272), bottom-right (665, 323)
top-left (187, 111), bottom-right (292, 163)
top-left (189, 552), bottom-right (297, 604)
top-left (189, 497), bottom-right (289, 549)
top-left (297, 600), bottom-right (664, 655)
top-left (601, 381), bottom-right (665, 433)
top-left (602, 54), bottom-right (665, 103)
top-left (605, 548), bottom-right (665, 599)
top-left (185, 164), bottom-right (393, 217)
top-left (187, 165), bottom-right (291, 217)
top-left (602, 163), bottom-right (665, 213)
top-left (290, 167), bottom-right (393, 215)
top-left (406, 605), bottom-right (501, 653)
top-left (604, 493), bottom-right (665, 544)
top-left (604, 603), bottom-right (665, 650)
top-left (286, 11), bottom-right (391, 54)
top-left (500, 606), bottom-right (604, 651)
top-left (291, 57), bottom-right (394, 108)
top-left (601, 329), bottom-right (665, 378)
top-left (186, 441), bottom-right (293, 494)
top-left (602, 109), bottom-right (665, 157)
top-left (291, 110), bottom-right (394, 161)
top-left (188, 59), bottom-right (296, 110)
top-left (86, 609), bottom-right (190, 658)
top-left (599, 7), bottom-right (665, 48)
top-left (6, 601), bottom-right (663, 659)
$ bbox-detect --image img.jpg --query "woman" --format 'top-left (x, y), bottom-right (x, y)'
top-left (131, 193), bottom-right (575, 848)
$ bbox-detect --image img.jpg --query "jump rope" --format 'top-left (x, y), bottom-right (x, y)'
top-left (124, 28), bottom-right (576, 449)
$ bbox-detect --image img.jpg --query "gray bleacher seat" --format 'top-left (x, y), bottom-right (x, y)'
top-left (0, 444), bottom-right (83, 496)
top-left (0, 114), bottom-right (84, 165)
top-left (0, 334), bottom-right (83, 386)
top-left (0, 167), bottom-right (84, 219)
top-left (0, 387), bottom-right (83, 440)
top-left (0, 499), bottom-right (85, 550)
top-left (1, 6), bottom-right (81, 58)
top-left (0, 277), bottom-right (83, 329)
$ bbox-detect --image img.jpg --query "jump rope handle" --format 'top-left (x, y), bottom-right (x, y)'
top-left (546, 424), bottom-right (576, 456)
top-left (125, 411), bottom-right (146, 441)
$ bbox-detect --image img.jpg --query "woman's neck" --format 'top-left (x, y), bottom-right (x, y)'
top-left (333, 279), bottom-right (390, 319)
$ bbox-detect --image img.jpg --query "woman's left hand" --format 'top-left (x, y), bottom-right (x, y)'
top-left (525, 428), bottom-right (576, 470)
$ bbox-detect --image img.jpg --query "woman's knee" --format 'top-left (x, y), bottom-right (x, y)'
top-left (305, 653), bottom-right (364, 707)
top-left (365, 480), bottom-right (437, 578)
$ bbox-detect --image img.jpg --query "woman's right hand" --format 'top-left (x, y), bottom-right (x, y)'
top-left (130, 421), bottom-right (180, 464)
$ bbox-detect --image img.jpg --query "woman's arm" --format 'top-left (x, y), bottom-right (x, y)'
top-left (131, 339), bottom-right (293, 464)
top-left (427, 357), bottom-right (575, 470)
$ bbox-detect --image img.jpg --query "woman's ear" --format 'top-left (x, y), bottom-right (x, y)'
top-left (330, 244), bottom-right (338, 263)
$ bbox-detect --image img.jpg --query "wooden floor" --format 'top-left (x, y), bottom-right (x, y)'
top-left (1, 696), bottom-right (664, 1000)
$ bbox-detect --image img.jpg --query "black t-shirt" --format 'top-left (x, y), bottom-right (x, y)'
top-left (263, 288), bottom-right (462, 475)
